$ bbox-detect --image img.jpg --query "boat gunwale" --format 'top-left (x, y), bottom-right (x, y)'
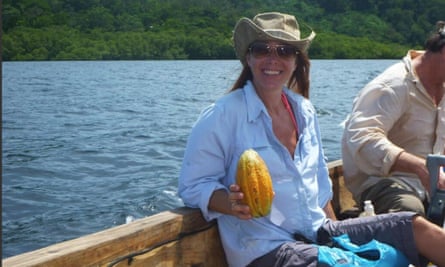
top-left (3, 159), bottom-right (354, 267)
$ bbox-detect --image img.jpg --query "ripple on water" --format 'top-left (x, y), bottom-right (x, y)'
top-left (2, 59), bottom-right (398, 258)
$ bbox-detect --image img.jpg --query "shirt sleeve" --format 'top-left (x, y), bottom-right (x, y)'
top-left (178, 103), bottom-right (232, 221)
top-left (314, 112), bottom-right (333, 207)
top-left (343, 80), bottom-right (406, 176)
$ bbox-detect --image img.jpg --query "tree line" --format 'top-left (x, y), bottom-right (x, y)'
top-left (2, 0), bottom-right (444, 60)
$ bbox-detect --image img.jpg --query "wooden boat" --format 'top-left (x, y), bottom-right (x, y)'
top-left (3, 159), bottom-right (358, 267)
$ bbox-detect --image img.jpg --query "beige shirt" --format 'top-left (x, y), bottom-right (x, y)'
top-left (341, 50), bottom-right (445, 202)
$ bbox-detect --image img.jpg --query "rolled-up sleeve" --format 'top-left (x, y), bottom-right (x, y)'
top-left (178, 104), bottom-right (232, 221)
top-left (343, 80), bottom-right (407, 176)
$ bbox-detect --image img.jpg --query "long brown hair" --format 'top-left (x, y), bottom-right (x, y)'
top-left (228, 51), bottom-right (311, 99)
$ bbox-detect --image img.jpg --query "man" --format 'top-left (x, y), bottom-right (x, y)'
top-left (342, 21), bottom-right (445, 215)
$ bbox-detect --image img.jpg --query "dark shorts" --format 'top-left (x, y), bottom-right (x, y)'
top-left (247, 212), bottom-right (427, 267)
top-left (361, 178), bottom-right (427, 215)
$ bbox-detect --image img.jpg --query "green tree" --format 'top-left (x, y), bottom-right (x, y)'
top-left (4, 0), bottom-right (441, 61)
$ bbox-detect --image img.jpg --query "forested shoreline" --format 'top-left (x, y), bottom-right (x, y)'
top-left (3, 0), bottom-right (444, 60)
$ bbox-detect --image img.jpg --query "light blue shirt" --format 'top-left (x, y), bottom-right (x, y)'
top-left (178, 81), bottom-right (332, 267)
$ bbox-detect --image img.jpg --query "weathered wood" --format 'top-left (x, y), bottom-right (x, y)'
top-left (3, 160), bottom-right (355, 267)
top-left (328, 159), bottom-right (359, 219)
top-left (3, 207), bottom-right (227, 267)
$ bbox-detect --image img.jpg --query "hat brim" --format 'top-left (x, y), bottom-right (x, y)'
top-left (233, 18), bottom-right (316, 65)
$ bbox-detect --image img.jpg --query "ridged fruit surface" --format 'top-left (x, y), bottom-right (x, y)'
top-left (236, 149), bottom-right (274, 217)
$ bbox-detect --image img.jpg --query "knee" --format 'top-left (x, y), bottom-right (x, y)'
top-left (387, 195), bottom-right (425, 216)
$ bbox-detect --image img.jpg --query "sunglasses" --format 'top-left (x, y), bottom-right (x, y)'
top-left (248, 43), bottom-right (299, 59)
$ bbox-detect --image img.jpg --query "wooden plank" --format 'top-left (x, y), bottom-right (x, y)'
top-left (111, 224), bottom-right (227, 267)
top-left (4, 160), bottom-right (351, 267)
top-left (328, 159), bottom-right (359, 219)
top-left (3, 207), bottom-right (225, 267)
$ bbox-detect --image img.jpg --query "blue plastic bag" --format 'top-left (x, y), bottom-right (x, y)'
top-left (317, 234), bottom-right (410, 267)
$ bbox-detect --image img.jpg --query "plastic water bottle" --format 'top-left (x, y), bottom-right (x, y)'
top-left (359, 200), bottom-right (376, 217)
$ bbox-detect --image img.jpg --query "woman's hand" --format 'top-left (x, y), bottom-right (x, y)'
top-left (229, 184), bottom-right (253, 220)
top-left (208, 185), bottom-right (252, 219)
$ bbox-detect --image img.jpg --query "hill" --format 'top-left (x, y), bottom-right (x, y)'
top-left (2, 0), bottom-right (444, 60)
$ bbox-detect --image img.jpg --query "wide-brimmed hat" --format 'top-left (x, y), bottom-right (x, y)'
top-left (233, 12), bottom-right (316, 64)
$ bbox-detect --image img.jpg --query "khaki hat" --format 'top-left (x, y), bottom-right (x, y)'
top-left (233, 12), bottom-right (316, 64)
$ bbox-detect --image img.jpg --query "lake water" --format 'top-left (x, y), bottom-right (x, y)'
top-left (2, 59), bottom-right (397, 258)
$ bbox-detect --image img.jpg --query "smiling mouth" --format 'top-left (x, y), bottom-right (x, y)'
top-left (263, 69), bottom-right (281, 75)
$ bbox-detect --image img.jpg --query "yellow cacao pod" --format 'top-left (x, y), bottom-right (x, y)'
top-left (236, 149), bottom-right (274, 218)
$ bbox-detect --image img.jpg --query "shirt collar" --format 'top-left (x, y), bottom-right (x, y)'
top-left (404, 50), bottom-right (435, 100)
top-left (242, 80), bottom-right (305, 123)
top-left (243, 80), bottom-right (268, 123)
top-left (405, 50), bottom-right (424, 81)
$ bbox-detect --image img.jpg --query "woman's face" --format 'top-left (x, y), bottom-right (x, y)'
top-left (246, 41), bottom-right (298, 92)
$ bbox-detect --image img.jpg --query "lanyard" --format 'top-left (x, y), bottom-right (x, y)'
top-left (281, 92), bottom-right (299, 134)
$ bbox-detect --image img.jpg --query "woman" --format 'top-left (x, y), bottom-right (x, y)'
top-left (178, 12), bottom-right (445, 267)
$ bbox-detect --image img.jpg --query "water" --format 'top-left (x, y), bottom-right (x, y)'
top-left (2, 59), bottom-right (397, 258)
